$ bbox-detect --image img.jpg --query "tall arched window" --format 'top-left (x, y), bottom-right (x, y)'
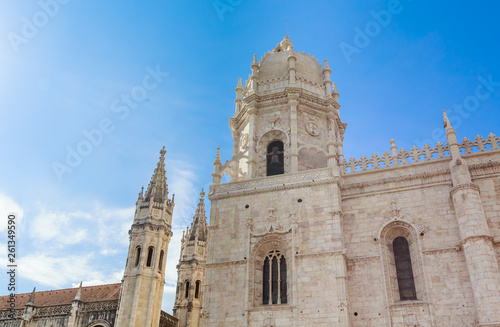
top-left (135, 247), bottom-right (141, 266)
top-left (146, 247), bottom-right (154, 267)
top-left (195, 280), bottom-right (201, 299)
top-left (158, 250), bottom-right (164, 271)
top-left (184, 281), bottom-right (190, 298)
top-left (393, 237), bottom-right (417, 300)
top-left (267, 141), bottom-right (284, 176)
top-left (262, 250), bottom-right (287, 304)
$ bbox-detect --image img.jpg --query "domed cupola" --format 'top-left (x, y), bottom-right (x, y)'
top-left (216, 36), bottom-right (345, 183)
top-left (241, 35), bottom-right (333, 98)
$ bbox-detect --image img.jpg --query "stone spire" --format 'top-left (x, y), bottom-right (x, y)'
top-left (212, 146), bottom-right (222, 185)
top-left (235, 78), bottom-right (243, 114)
top-left (443, 110), bottom-right (460, 158)
top-left (144, 146), bottom-right (168, 203)
top-left (27, 288), bottom-right (36, 306)
top-left (22, 288), bottom-right (37, 323)
top-left (74, 282), bottom-right (82, 301)
top-left (186, 189), bottom-right (207, 242)
top-left (443, 110), bottom-right (471, 185)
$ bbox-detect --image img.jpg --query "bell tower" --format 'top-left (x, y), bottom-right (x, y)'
top-left (173, 189), bottom-right (208, 327)
top-left (219, 35), bottom-right (346, 183)
top-left (204, 37), bottom-right (351, 326)
top-left (115, 147), bottom-right (174, 327)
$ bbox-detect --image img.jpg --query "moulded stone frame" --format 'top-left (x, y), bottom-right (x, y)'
top-left (378, 220), bottom-right (428, 305)
top-left (86, 320), bottom-right (111, 327)
top-left (249, 235), bottom-right (291, 308)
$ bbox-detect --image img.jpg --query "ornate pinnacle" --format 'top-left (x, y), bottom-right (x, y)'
top-left (324, 58), bottom-right (330, 70)
top-left (138, 186), bottom-right (144, 201)
top-left (74, 282), bottom-right (82, 301)
top-left (443, 110), bottom-right (454, 132)
top-left (27, 287), bottom-right (36, 306)
top-left (145, 147), bottom-right (168, 203)
top-left (214, 146), bottom-right (221, 165)
top-left (200, 188), bottom-right (205, 201)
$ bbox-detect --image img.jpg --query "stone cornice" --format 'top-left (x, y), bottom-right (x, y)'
top-left (422, 245), bottom-right (461, 254)
top-left (450, 183), bottom-right (481, 196)
top-left (130, 222), bottom-right (173, 235)
top-left (341, 167), bottom-right (452, 199)
top-left (460, 234), bottom-right (494, 245)
top-left (469, 160), bottom-right (500, 178)
top-left (204, 259), bottom-right (246, 267)
top-left (209, 168), bottom-right (335, 200)
top-left (341, 168), bottom-right (451, 190)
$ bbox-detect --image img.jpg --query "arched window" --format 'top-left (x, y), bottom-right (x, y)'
top-left (184, 280), bottom-right (190, 298)
top-left (158, 250), bottom-right (164, 271)
top-left (135, 247), bottom-right (141, 266)
top-left (195, 280), bottom-right (201, 299)
top-left (267, 141), bottom-right (284, 176)
top-left (146, 247), bottom-right (154, 267)
top-left (262, 250), bottom-right (287, 304)
top-left (393, 237), bottom-right (417, 300)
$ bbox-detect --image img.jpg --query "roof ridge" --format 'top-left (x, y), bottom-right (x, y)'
top-left (4, 283), bottom-right (122, 297)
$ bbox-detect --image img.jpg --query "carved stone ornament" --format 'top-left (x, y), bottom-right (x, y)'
top-left (303, 112), bottom-right (320, 137)
top-left (247, 209), bottom-right (296, 236)
top-left (306, 120), bottom-right (320, 136)
top-left (374, 200), bottom-right (426, 240)
top-left (240, 133), bottom-right (249, 149)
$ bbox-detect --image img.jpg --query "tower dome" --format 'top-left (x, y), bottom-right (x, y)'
top-left (246, 36), bottom-right (329, 97)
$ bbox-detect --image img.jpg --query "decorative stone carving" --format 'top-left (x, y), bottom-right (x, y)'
top-left (376, 200), bottom-right (426, 238)
top-left (240, 133), bottom-right (249, 149)
top-left (303, 113), bottom-right (320, 137)
top-left (247, 208), bottom-right (296, 236)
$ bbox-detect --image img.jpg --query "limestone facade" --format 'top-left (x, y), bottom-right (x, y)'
top-left (173, 190), bottom-right (208, 327)
top-left (198, 36), bottom-right (500, 327)
top-left (116, 146), bottom-right (175, 327)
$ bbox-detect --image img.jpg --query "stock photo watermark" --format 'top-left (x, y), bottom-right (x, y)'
top-left (51, 65), bottom-right (168, 182)
top-left (7, 0), bottom-right (72, 54)
top-left (415, 74), bottom-right (500, 148)
top-left (212, 0), bottom-right (243, 22)
top-left (6, 213), bottom-right (17, 318)
top-left (339, 0), bottom-right (412, 63)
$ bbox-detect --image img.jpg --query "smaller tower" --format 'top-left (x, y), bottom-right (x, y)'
top-left (444, 111), bottom-right (500, 325)
top-left (173, 189), bottom-right (208, 327)
top-left (115, 147), bottom-right (174, 327)
top-left (68, 282), bottom-right (82, 327)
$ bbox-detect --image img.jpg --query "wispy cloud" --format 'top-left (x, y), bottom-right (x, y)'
top-left (0, 193), bottom-right (24, 232)
top-left (0, 158), bottom-right (201, 314)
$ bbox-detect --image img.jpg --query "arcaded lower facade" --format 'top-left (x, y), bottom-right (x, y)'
top-left (196, 36), bottom-right (500, 327)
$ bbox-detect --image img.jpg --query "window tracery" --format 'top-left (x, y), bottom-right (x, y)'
top-left (262, 250), bottom-right (287, 304)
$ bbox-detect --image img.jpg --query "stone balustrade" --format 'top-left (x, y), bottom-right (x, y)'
top-left (345, 133), bottom-right (499, 173)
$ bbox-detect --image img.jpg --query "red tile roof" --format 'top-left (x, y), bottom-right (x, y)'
top-left (0, 283), bottom-right (121, 310)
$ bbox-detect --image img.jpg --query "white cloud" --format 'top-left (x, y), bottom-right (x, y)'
top-left (0, 160), bottom-right (200, 315)
top-left (18, 253), bottom-right (100, 288)
top-left (0, 193), bottom-right (24, 232)
top-left (30, 208), bottom-right (89, 245)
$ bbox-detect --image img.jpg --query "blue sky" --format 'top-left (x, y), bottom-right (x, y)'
top-left (1, 0), bottom-right (499, 314)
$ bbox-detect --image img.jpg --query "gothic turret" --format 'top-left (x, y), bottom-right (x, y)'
top-left (173, 189), bottom-right (208, 327)
top-left (115, 147), bottom-right (174, 327)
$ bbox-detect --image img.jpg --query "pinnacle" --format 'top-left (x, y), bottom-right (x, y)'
top-left (145, 147), bottom-right (168, 203)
